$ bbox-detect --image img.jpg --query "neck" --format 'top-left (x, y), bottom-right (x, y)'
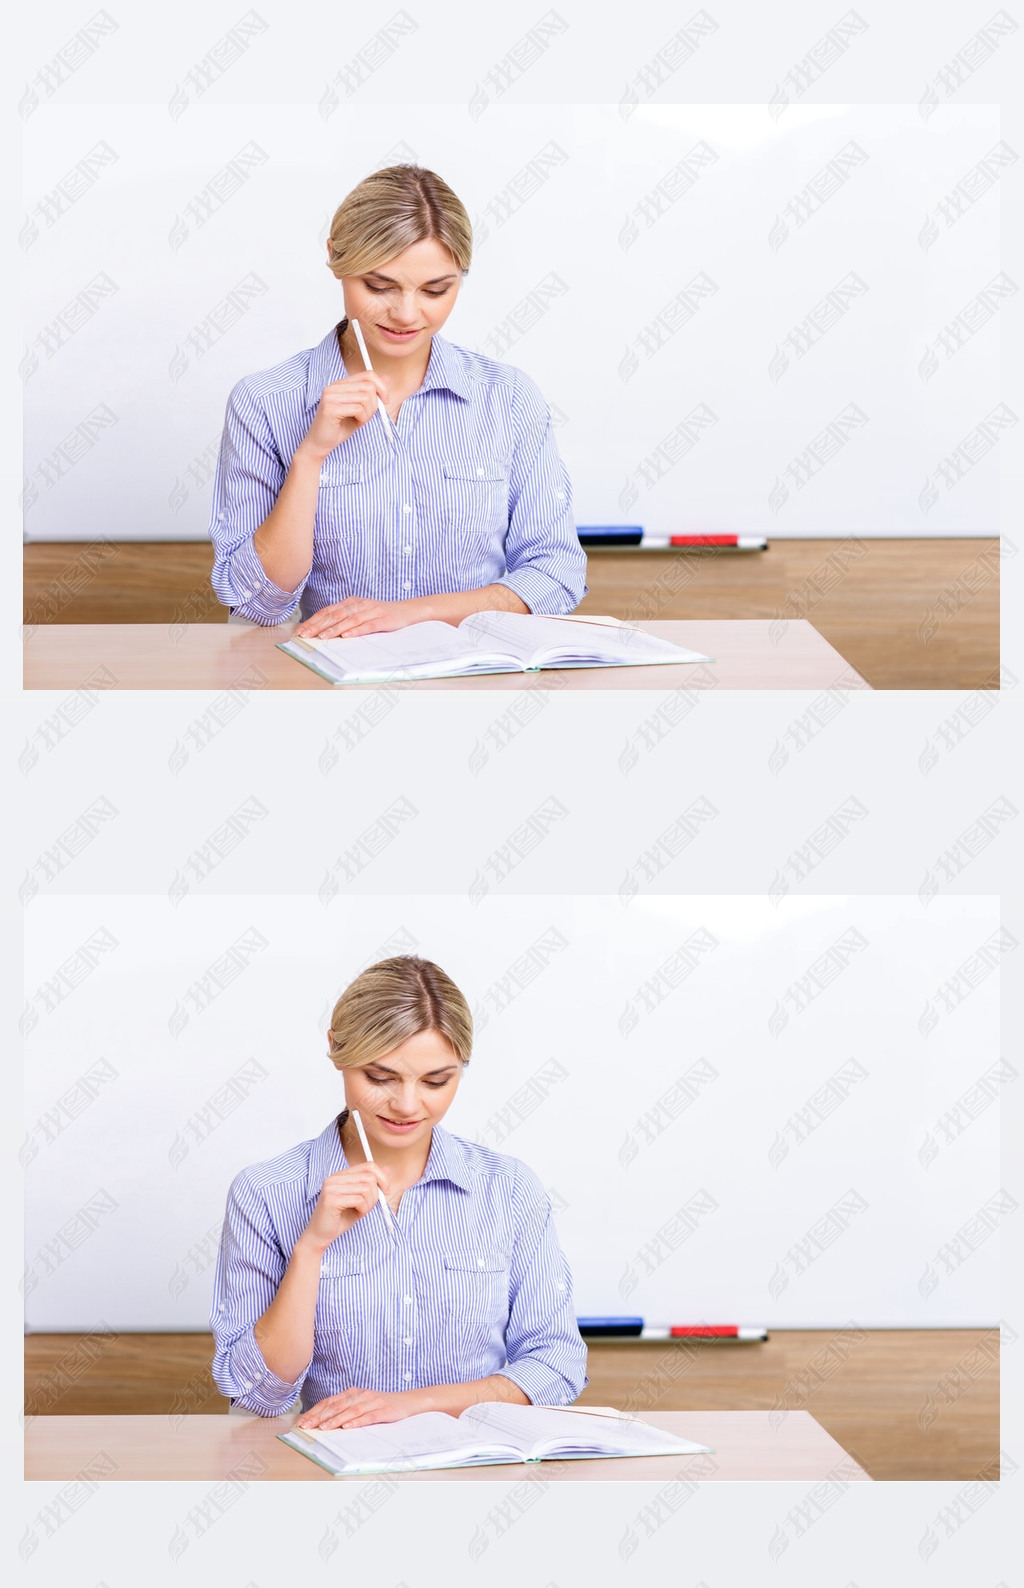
top-left (339, 320), bottom-right (432, 390)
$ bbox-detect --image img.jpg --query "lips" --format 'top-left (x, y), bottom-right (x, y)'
top-left (377, 325), bottom-right (420, 339)
top-left (379, 1115), bottom-right (422, 1130)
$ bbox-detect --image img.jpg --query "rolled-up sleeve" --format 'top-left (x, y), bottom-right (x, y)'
top-left (210, 1170), bottom-right (311, 1415)
top-left (496, 371), bottom-right (588, 617)
top-left (208, 380), bottom-right (307, 625)
top-left (500, 1164), bottom-right (589, 1406)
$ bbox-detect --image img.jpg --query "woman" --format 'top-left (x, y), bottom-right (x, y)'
top-left (210, 956), bottom-right (588, 1429)
top-left (208, 164), bottom-right (587, 637)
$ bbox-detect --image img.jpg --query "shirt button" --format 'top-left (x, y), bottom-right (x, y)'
top-left (403, 545), bottom-right (412, 554)
top-left (476, 467), bottom-right (484, 477)
top-left (477, 1258), bottom-right (485, 1268)
top-left (404, 1336), bottom-right (413, 1345)
top-left (403, 1295), bottom-right (412, 1304)
top-left (403, 504), bottom-right (412, 514)
top-left (404, 1372), bottom-right (412, 1382)
top-left (403, 581), bottom-right (411, 591)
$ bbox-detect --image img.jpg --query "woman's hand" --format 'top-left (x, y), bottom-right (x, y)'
top-left (294, 594), bottom-right (437, 640)
top-left (300, 1165), bottom-right (391, 1255)
top-left (299, 374), bottom-right (391, 463)
top-left (295, 585), bottom-right (530, 640)
top-left (295, 1386), bottom-right (432, 1431)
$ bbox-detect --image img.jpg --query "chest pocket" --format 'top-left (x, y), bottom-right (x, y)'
top-left (438, 1249), bottom-right (510, 1324)
top-left (437, 460), bottom-right (508, 536)
top-left (316, 461), bottom-right (364, 544)
top-left (314, 1249), bottom-right (365, 1333)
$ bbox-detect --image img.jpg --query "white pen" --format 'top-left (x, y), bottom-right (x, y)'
top-left (350, 318), bottom-right (398, 447)
top-left (351, 1108), bottom-right (399, 1238)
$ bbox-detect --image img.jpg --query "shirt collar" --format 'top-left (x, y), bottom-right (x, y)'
top-left (419, 1121), bottom-right (473, 1191)
top-left (303, 324), bottom-right (472, 411)
top-left (306, 1112), bottom-right (473, 1199)
top-left (304, 324), bottom-right (346, 412)
top-left (418, 333), bottom-right (473, 402)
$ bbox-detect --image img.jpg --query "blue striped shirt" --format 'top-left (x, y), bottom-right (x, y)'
top-left (208, 324), bottom-right (588, 625)
top-left (210, 1114), bottom-right (589, 1416)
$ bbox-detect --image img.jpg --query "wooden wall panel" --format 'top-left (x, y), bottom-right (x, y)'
top-left (23, 539), bottom-right (999, 690)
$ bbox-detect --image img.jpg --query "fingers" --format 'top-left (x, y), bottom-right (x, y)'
top-left (326, 617), bottom-right (392, 639)
top-left (366, 372), bottom-right (390, 402)
top-left (322, 1164), bottom-right (390, 1192)
top-left (296, 1389), bottom-right (386, 1430)
top-left (296, 602), bottom-right (393, 640)
top-left (320, 1171), bottom-right (387, 1208)
top-left (311, 619), bottom-right (379, 640)
top-left (323, 374), bottom-right (390, 401)
top-left (295, 601), bottom-right (377, 638)
top-left (295, 1391), bottom-right (354, 1428)
top-left (320, 373), bottom-right (389, 417)
top-left (313, 1167), bottom-right (388, 1228)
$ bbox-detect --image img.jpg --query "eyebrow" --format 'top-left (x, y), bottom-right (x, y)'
top-left (366, 1062), bottom-right (459, 1077)
top-left (363, 270), bottom-right (459, 286)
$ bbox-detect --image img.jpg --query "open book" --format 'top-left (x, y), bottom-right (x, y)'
top-left (278, 1400), bottom-right (714, 1476)
top-left (278, 611), bottom-right (711, 685)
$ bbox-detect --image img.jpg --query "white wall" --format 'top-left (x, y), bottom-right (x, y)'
top-left (23, 894), bottom-right (1004, 1330)
top-left (22, 101), bottom-right (1006, 543)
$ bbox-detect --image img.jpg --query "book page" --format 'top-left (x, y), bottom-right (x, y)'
top-left (457, 1402), bottom-right (712, 1459)
top-left (455, 610), bottom-right (550, 663)
top-left (290, 1410), bottom-right (522, 1473)
top-left (304, 622), bottom-right (486, 681)
top-left (533, 620), bottom-right (710, 667)
top-left (456, 612), bottom-right (709, 669)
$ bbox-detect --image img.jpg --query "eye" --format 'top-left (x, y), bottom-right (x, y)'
top-left (423, 288), bottom-right (451, 298)
top-left (365, 1074), bottom-right (391, 1085)
top-left (364, 284), bottom-right (389, 294)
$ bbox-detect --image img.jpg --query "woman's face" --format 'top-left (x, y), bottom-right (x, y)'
top-left (338, 237), bottom-right (462, 364)
top-left (342, 1029), bottom-right (463, 1152)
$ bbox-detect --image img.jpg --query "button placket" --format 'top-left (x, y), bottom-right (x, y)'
top-left (397, 471), bottom-right (415, 597)
top-left (395, 1240), bottom-right (417, 1389)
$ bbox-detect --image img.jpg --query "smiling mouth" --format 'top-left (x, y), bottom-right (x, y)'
top-left (380, 1115), bottom-right (423, 1126)
top-left (377, 325), bottom-right (421, 335)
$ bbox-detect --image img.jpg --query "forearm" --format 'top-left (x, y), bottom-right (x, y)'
top-left (421, 1373), bottom-right (530, 1416)
top-left (252, 1235), bottom-right (323, 1384)
top-left (424, 584), bottom-right (530, 626)
top-left (251, 444), bottom-right (324, 594)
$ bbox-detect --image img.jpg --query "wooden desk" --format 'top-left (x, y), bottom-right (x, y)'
top-left (24, 1410), bottom-right (871, 1481)
top-left (22, 619), bottom-right (869, 691)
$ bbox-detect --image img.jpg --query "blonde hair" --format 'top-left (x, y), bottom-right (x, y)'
top-left (326, 165), bottom-right (473, 279)
top-left (328, 955), bottom-right (473, 1071)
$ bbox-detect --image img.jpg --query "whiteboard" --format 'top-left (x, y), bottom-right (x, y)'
top-left (22, 102), bottom-right (1005, 542)
top-left (23, 894), bottom-right (1004, 1330)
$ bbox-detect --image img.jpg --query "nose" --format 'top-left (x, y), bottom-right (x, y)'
top-left (381, 292), bottom-right (420, 326)
top-left (389, 1081), bottom-right (422, 1116)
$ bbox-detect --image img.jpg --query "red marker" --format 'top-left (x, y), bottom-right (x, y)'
top-left (668, 535), bottom-right (767, 550)
top-left (640, 1325), bottom-right (768, 1341)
